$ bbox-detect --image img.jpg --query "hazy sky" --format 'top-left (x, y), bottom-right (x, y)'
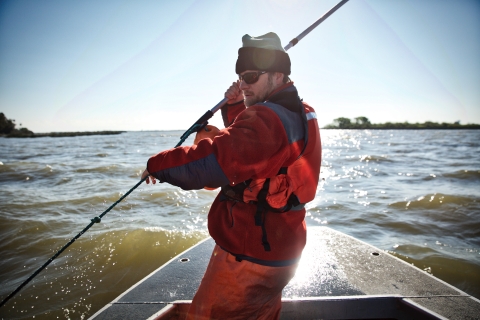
top-left (1, 0), bottom-right (479, 132)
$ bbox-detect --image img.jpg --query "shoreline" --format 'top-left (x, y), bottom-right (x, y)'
top-left (2, 130), bottom-right (126, 138)
top-left (320, 127), bottom-right (480, 130)
top-left (323, 117), bottom-right (480, 130)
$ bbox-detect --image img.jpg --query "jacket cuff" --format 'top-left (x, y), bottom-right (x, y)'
top-left (146, 157), bottom-right (162, 182)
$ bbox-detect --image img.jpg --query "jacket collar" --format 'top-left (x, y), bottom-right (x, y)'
top-left (266, 82), bottom-right (295, 100)
top-left (265, 82), bottom-right (302, 113)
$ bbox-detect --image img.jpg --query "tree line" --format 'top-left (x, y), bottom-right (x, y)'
top-left (323, 116), bottom-right (480, 129)
top-left (0, 112), bottom-right (34, 137)
top-left (0, 112), bottom-right (124, 138)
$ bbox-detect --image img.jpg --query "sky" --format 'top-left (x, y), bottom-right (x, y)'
top-left (0, 0), bottom-right (479, 132)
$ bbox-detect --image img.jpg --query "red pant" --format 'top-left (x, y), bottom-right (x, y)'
top-left (186, 245), bottom-right (297, 320)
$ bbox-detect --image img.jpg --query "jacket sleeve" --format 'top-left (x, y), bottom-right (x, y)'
top-left (221, 101), bottom-right (246, 127)
top-left (147, 106), bottom-right (291, 190)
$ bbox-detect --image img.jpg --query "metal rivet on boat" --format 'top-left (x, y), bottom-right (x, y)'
top-left (372, 252), bottom-right (380, 256)
top-left (180, 258), bottom-right (190, 262)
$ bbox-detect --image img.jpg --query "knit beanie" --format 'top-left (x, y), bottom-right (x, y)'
top-left (235, 32), bottom-right (291, 75)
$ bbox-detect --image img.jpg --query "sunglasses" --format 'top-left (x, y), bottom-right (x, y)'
top-left (238, 71), bottom-right (267, 84)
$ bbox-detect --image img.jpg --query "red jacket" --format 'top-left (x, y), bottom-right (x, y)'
top-left (147, 83), bottom-right (321, 265)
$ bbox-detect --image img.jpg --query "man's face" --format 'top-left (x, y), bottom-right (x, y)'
top-left (239, 70), bottom-right (275, 107)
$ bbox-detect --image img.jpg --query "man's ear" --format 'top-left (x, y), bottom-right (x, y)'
top-left (274, 72), bottom-right (284, 85)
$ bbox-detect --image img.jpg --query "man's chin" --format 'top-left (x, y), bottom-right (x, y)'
top-left (244, 96), bottom-right (257, 107)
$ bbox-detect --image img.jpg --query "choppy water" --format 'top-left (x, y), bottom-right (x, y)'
top-left (0, 129), bottom-right (479, 319)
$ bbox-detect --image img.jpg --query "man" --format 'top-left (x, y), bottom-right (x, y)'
top-left (142, 32), bottom-right (321, 319)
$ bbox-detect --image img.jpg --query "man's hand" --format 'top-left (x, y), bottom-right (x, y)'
top-left (141, 169), bottom-right (157, 184)
top-left (225, 81), bottom-right (243, 104)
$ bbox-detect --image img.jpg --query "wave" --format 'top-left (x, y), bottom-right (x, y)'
top-left (442, 170), bottom-right (480, 181)
top-left (74, 165), bottom-right (121, 174)
top-left (385, 193), bottom-right (480, 245)
top-left (0, 161), bottom-right (141, 184)
top-left (0, 163), bottom-right (131, 185)
top-left (376, 220), bottom-right (426, 236)
top-left (388, 244), bottom-right (480, 298)
top-left (0, 162), bottom-right (58, 182)
top-left (103, 145), bottom-right (118, 150)
top-left (389, 193), bottom-right (479, 209)
top-left (341, 154), bottom-right (394, 163)
top-left (95, 153), bottom-right (109, 157)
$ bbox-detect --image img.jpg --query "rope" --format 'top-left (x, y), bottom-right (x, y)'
top-left (0, 176), bottom-right (148, 308)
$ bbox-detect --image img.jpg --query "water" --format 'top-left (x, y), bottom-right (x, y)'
top-left (0, 130), bottom-right (479, 319)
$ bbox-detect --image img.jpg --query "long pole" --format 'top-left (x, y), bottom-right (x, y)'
top-left (0, 0), bottom-right (349, 309)
top-left (178, 0), bottom-right (349, 145)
